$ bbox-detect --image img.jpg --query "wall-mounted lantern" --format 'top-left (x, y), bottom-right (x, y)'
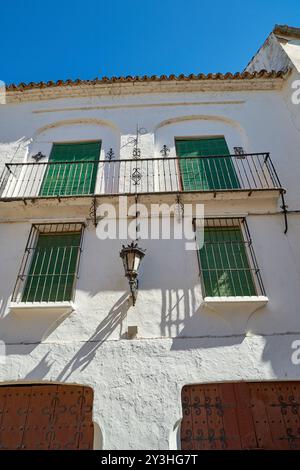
top-left (120, 241), bottom-right (145, 306)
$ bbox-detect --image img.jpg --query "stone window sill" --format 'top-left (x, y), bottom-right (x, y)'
top-left (202, 296), bottom-right (269, 315)
top-left (9, 301), bottom-right (74, 317)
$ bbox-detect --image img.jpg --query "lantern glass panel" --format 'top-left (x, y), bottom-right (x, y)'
top-left (121, 255), bottom-right (127, 272)
top-left (127, 251), bottom-right (135, 272)
top-left (134, 254), bottom-right (141, 272)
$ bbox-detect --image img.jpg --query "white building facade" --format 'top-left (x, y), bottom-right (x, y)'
top-left (0, 25), bottom-right (300, 450)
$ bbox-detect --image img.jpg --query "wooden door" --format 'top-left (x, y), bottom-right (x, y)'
top-left (181, 381), bottom-right (300, 450)
top-left (0, 384), bottom-right (94, 450)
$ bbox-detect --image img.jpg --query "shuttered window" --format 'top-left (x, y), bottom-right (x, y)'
top-left (175, 137), bottom-right (240, 191)
top-left (199, 224), bottom-right (256, 297)
top-left (39, 141), bottom-right (101, 196)
top-left (22, 231), bottom-right (82, 302)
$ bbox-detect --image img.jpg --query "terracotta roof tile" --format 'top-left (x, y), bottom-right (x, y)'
top-left (5, 70), bottom-right (288, 92)
top-left (273, 24), bottom-right (300, 38)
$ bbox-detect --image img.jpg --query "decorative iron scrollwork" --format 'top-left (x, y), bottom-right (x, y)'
top-left (191, 395), bottom-right (224, 417)
top-left (215, 396), bottom-right (224, 417)
top-left (193, 427), bottom-right (227, 449)
top-left (277, 395), bottom-right (300, 415)
top-left (233, 146), bottom-right (245, 158)
top-left (32, 151), bottom-right (46, 162)
top-left (181, 428), bottom-right (193, 444)
top-left (132, 147), bottom-right (141, 159)
top-left (106, 148), bottom-right (115, 161)
top-left (129, 125), bottom-right (146, 186)
top-left (131, 168), bottom-right (142, 185)
top-left (284, 428), bottom-right (300, 449)
top-left (160, 145), bottom-right (170, 157)
top-left (182, 395), bottom-right (190, 415)
top-left (89, 197), bottom-right (98, 226)
top-left (219, 428), bottom-right (227, 449)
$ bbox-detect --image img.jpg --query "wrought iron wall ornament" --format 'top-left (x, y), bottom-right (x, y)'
top-left (160, 145), bottom-right (170, 157)
top-left (131, 167), bottom-right (142, 186)
top-left (132, 147), bottom-right (141, 159)
top-left (129, 125), bottom-right (147, 159)
top-left (89, 197), bottom-right (98, 227)
top-left (129, 124), bottom-right (147, 185)
top-left (137, 127), bottom-right (147, 135)
top-left (120, 124), bottom-right (146, 304)
top-left (32, 151), bottom-right (46, 162)
top-left (131, 126), bottom-right (143, 159)
top-left (233, 147), bottom-right (245, 158)
top-left (106, 148), bottom-right (115, 161)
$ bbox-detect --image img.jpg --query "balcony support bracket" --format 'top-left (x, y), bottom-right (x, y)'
top-left (89, 197), bottom-right (98, 227)
top-left (280, 191), bottom-right (288, 234)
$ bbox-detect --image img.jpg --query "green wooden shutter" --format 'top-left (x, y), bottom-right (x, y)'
top-left (22, 232), bottom-right (81, 302)
top-left (175, 137), bottom-right (240, 191)
top-left (199, 226), bottom-right (256, 297)
top-left (39, 141), bottom-right (101, 196)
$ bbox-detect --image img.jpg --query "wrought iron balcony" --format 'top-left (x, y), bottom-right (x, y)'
top-left (0, 152), bottom-right (283, 199)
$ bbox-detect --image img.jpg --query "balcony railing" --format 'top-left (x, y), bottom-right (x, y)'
top-left (0, 152), bottom-right (283, 199)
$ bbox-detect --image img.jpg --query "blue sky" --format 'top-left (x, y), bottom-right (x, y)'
top-left (1, 0), bottom-right (299, 85)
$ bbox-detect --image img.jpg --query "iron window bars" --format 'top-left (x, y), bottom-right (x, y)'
top-left (12, 223), bottom-right (85, 303)
top-left (0, 152), bottom-right (283, 198)
top-left (196, 217), bottom-right (265, 298)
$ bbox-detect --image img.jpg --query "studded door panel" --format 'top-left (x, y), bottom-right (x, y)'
top-left (181, 381), bottom-right (300, 450)
top-left (0, 384), bottom-right (94, 450)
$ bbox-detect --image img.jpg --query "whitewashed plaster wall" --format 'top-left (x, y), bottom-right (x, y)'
top-left (154, 117), bottom-right (249, 156)
top-left (245, 33), bottom-right (293, 73)
top-left (245, 31), bottom-right (300, 155)
top-left (0, 85), bottom-right (300, 448)
top-left (0, 91), bottom-right (300, 208)
top-left (2, 88), bottom-right (300, 206)
top-left (0, 138), bottom-right (30, 177)
top-left (0, 218), bottom-right (300, 448)
top-left (29, 121), bottom-right (120, 161)
top-left (280, 38), bottom-right (300, 72)
top-left (0, 212), bottom-right (300, 344)
top-left (0, 334), bottom-right (300, 449)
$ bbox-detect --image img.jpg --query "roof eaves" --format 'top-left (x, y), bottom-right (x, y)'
top-left (6, 70), bottom-right (288, 92)
top-left (273, 24), bottom-right (300, 39)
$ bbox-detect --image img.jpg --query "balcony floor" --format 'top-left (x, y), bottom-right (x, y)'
top-left (0, 188), bottom-right (285, 224)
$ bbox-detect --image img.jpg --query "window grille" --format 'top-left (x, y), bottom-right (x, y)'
top-left (12, 223), bottom-right (84, 303)
top-left (197, 218), bottom-right (265, 297)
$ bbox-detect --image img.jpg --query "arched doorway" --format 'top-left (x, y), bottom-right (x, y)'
top-left (0, 383), bottom-right (94, 450)
top-left (181, 381), bottom-right (300, 450)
